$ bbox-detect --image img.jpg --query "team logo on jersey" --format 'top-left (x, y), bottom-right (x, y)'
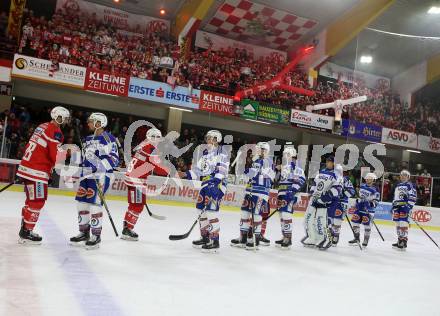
top-left (317, 182), bottom-right (324, 191)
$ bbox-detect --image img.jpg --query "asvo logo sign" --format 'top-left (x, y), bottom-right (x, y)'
top-left (387, 130), bottom-right (408, 142)
top-left (411, 210), bottom-right (432, 223)
top-left (382, 128), bottom-right (417, 148)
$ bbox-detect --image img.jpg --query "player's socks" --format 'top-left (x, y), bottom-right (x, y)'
top-left (85, 234), bottom-right (101, 250)
top-left (121, 227), bottom-right (139, 241)
top-left (70, 231), bottom-right (89, 245)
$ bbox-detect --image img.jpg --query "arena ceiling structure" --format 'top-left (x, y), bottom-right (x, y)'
top-left (331, 0), bottom-right (440, 78)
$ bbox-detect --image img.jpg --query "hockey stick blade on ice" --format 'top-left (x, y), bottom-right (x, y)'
top-left (169, 210), bottom-right (205, 241)
top-left (412, 218), bottom-right (440, 250)
top-left (145, 203), bottom-right (166, 220)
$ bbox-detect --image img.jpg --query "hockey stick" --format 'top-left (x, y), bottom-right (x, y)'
top-left (0, 182), bottom-right (14, 193)
top-left (169, 208), bottom-right (207, 241)
top-left (345, 213), bottom-right (363, 250)
top-left (75, 126), bottom-right (119, 237)
top-left (144, 203), bottom-right (166, 220)
top-left (371, 217), bottom-right (385, 241)
top-left (411, 218), bottom-right (440, 250)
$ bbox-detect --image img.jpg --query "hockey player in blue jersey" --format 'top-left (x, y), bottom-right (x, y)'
top-left (70, 113), bottom-right (119, 250)
top-left (190, 130), bottom-right (230, 253)
top-left (328, 164), bottom-right (355, 246)
top-left (392, 170), bottom-right (417, 251)
top-left (301, 156), bottom-right (341, 250)
top-left (274, 145), bottom-right (305, 250)
top-left (349, 173), bottom-right (380, 248)
top-left (231, 142), bottom-right (274, 250)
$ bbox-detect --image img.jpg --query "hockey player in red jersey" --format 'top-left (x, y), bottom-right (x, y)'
top-left (17, 106), bottom-right (70, 244)
top-left (121, 128), bottom-right (169, 241)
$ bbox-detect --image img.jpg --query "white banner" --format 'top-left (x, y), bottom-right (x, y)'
top-left (56, 0), bottom-right (169, 34)
top-left (195, 30), bottom-right (287, 60)
top-left (12, 54), bottom-right (86, 88)
top-left (417, 135), bottom-right (440, 153)
top-left (381, 127), bottom-right (418, 148)
top-left (290, 109), bottom-right (334, 132)
top-left (0, 66), bottom-right (11, 82)
top-left (319, 62), bottom-right (390, 89)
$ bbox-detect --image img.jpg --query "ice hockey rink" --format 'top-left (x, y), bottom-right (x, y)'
top-left (1, 190), bottom-right (439, 316)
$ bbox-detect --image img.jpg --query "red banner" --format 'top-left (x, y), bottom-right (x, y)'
top-left (199, 91), bottom-right (235, 116)
top-left (84, 69), bottom-right (129, 97)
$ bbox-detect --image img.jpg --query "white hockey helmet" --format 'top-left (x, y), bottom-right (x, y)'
top-left (146, 127), bottom-right (162, 141)
top-left (256, 142), bottom-right (270, 155)
top-left (400, 169), bottom-right (411, 180)
top-left (283, 145), bottom-right (297, 158)
top-left (206, 130), bottom-right (222, 143)
top-left (365, 172), bottom-right (377, 181)
top-left (51, 106), bottom-right (70, 124)
top-left (88, 112), bottom-right (108, 129)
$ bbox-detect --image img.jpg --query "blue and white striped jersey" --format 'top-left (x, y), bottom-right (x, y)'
top-left (393, 181), bottom-right (417, 208)
top-left (310, 168), bottom-right (341, 205)
top-left (81, 131), bottom-right (119, 176)
top-left (278, 161), bottom-right (306, 193)
top-left (357, 183), bottom-right (380, 213)
top-left (340, 176), bottom-right (356, 203)
top-left (245, 157), bottom-right (274, 195)
top-left (189, 145), bottom-right (230, 184)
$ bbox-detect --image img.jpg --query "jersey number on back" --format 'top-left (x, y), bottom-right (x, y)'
top-left (22, 142), bottom-right (37, 161)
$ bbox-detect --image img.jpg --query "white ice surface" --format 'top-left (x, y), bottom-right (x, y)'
top-left (1, 191), bottom-right (440, 316)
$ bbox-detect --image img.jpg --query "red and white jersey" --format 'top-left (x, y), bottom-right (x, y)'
top-left (17, 122), bottom-right (64, 184)
top-left (124, 143), bottom-right (169, 187)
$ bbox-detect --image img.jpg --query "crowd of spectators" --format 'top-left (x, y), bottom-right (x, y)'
top-left (0, 11), bottom-right (17, 59)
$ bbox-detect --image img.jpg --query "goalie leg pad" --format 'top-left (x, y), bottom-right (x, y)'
top-left (302, 205), bottom-right (318, 245)
top-left (314, 207), bottom-right (328, 246)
